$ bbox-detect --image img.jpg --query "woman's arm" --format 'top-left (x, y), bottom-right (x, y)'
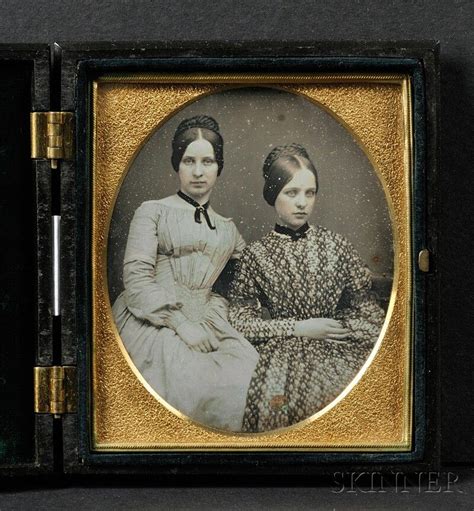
top-left (212, 225), bottom-right (246, 299)
top-left (334, 239), bottom-right (386, 345)
top-left (228, 249), bottom-right (296, 341)
top-left (121, 202), bottom-right (185, 329)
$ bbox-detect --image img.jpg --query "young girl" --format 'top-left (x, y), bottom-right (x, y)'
top-left (229, 143), bottom-right (385, 432)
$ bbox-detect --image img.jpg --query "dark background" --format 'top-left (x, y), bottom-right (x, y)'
top-left (0, 0), bottom-right (472, 507)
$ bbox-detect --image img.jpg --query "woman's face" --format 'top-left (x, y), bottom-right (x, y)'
top-left (274, 168), bottom-right (317, 230)
top-left (178, 138), bottom-right (219, 202)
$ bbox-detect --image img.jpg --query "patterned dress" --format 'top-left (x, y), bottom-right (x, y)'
top-left (112, 200), bottom-right (259, 432)
top-left (228, 225), bottom-right (386, 432)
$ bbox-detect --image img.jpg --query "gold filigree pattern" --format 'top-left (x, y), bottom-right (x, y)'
top-left (92, 75), bottom-right (411, 450)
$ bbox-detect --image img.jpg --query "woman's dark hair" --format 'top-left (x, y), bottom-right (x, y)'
top-left (262, 143), bottom-right (319, 206)
top-left (171, 115), bottom-right (224, 175)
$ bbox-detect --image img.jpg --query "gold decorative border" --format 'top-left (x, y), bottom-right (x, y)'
top-left (91, 73), bottom-right (412, 451)
top-left (97, 73), bottom-right (406, 83)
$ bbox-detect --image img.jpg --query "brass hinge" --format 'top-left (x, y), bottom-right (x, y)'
top-left (34, 366), bottom-right (77, 415)
top-left (31, 112), bottom-right (74, 169)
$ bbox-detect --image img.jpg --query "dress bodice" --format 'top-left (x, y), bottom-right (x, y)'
top-left (229, 225), bottom-right (385, 344)
top-left (124, 200), bottom-right (244, 291)
top-left (153, 202), bottom-right (242, 290)
top-left (241, 226), bottom-right (365, 320)
top-left (122, 200), bottom-right (245, 324)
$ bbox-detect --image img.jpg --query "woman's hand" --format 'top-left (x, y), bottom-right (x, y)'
top-left (293, 318), bottom-right (351, 341)
top-left (176, 321), bottom-right (213, 352)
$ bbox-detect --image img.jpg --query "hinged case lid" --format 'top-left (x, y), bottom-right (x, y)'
top-left (0, 44), bottom-right (55, 475)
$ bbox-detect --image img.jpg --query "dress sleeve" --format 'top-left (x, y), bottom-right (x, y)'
top-left (212, 224), bottom-right (246, 298)
top-left (122, 202), bottom-right (183, 328)
top-left (228, 248), bottom-right (295, 341)
top-left (334, 238), bottom-right (386, 345)
top-left (231, 224), bottom-right (246, 259)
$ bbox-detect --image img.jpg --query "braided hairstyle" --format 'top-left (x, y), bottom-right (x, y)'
top-left (171, 115), bottom-right (224, 175)
top-left (262, 143), bottom-right (319, 206)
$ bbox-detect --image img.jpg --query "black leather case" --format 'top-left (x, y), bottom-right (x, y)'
top-left (0, 42), bottom-right (442, 477)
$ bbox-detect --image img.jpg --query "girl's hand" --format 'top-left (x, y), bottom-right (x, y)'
top-left (294, 318), bottom-right (351, 341)
top-left (176, 321), bottom-right (213, 352)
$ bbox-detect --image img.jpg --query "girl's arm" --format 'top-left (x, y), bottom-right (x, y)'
top-left (121, 202), bottom-right (185, 329)
top-left (334, 238), bottom-right (386, 346)
top-left (228, 249), bottom-right (295, 341)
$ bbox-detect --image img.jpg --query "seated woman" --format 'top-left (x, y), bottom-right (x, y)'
top-left (112, 115), bottom-right (258, 432)
top-left (229, 143), bottom-right (386, 433)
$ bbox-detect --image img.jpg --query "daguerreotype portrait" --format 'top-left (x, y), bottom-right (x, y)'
top-left (107, 88), bottom-right (392, 432)
top-left (92, 74), bottom-right (412, 450)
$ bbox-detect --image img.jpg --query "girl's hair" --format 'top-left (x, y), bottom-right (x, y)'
top-left (262, 143), bottom-right (319, 205)
top-left (171, 115), bottom-right (224, 175)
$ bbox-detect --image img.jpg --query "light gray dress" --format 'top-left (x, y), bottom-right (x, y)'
top-left (112, 200), bottom-right (259, 431)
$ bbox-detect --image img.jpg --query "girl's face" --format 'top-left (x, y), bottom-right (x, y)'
top-left (178, 138), bottom-right (219, 202)
top-left (274, 168), bottom-right (317, 230)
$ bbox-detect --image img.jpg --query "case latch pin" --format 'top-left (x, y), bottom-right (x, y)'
top-left (418, 249), bottom-right (431, 273)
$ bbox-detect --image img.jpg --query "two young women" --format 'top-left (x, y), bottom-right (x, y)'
top-left (112, 115), bottom-right (385, 433)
